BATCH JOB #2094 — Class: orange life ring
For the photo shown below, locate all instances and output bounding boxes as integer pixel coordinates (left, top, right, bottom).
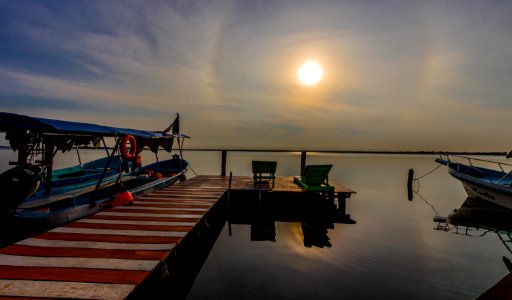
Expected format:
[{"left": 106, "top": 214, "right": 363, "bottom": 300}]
[{"left": 120, "top": 135, "right": 136, "bottom": 160}]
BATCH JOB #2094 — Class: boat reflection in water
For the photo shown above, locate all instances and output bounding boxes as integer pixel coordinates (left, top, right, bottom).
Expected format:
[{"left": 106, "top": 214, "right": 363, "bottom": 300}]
[
  {"left": 226, "top": 190, "right": 356, "bottom": 248},
  {"left": 434, "top": 197, "right": 512, "bottom": 271}
]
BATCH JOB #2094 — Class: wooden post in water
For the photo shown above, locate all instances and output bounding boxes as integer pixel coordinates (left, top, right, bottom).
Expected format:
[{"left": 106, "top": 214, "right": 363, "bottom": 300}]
[
  {"left": 300, "top": 151, "right": 307, "bottom": 176},
  {"left": 407, "top": 169, "right": 414, "bottom": 200},
  {"left": 221, "top": 150, "right": 227, "bottom": 176}
]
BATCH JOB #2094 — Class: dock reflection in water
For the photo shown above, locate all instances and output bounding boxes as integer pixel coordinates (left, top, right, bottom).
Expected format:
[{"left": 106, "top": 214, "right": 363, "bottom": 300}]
[{"left": 226, "top": 190, "right": 356, "bottom": 248}]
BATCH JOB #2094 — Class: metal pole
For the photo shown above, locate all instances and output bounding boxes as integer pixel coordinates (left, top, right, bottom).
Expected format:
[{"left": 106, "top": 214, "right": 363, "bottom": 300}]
[
  {"left": 95, "top": 137, "right": 121, "bottom": 192},
  {"left": 75, "top": 146, "right": 82, "bottom": 167},
  {"left": 101, "top": 136, "right": 110, "bottom": 156},
  {"left": 44, "top": 138, "right": 54, "bottom": 194}
]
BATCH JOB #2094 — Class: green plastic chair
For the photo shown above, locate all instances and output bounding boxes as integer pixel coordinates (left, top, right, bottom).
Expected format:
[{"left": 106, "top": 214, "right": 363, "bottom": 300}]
[
  {"left": 252, "top": 160, "right": 277, "bottom": 187},
  {"left": 294, "top": 164, "right": 334, "bottom": 191}
]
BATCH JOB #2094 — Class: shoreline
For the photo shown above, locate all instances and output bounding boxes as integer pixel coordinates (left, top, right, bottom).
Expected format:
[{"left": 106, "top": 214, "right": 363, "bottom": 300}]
[
  {"left": 0, "top": 145, "right": 505, "bottom": 156},
  {"left": 184, "top": 149, "right": 506, "bottom": 156}
]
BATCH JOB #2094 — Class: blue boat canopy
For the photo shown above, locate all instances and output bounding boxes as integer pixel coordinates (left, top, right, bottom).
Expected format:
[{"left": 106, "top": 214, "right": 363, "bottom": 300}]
[{"left": 0, "top": 112, "right": 189, "bottom": 139}]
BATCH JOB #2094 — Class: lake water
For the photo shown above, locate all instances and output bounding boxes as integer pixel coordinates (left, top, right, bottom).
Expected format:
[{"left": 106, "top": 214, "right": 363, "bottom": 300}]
[{"left": 1, "top": 149, "right": 510, "bottom": 299}]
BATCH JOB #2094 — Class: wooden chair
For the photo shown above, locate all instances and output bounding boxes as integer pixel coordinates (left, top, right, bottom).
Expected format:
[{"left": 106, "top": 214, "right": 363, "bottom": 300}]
[
  {"left": 252, "top": 160, "right": 277, "bottom": 187},
  {"left": 294, "top": 164, "right": 334, "bottom": 191}
]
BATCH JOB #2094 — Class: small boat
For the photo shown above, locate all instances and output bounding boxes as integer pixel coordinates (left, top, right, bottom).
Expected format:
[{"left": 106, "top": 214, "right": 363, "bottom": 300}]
[
  {"left": 436, "top": 154, "right": 512, "bottom": 210},
  {"left": 0, "top": 112, "right": 190, "bottom": 240},
  {"left": 23, "top": 155, "right": 125, "bottom": 202}
]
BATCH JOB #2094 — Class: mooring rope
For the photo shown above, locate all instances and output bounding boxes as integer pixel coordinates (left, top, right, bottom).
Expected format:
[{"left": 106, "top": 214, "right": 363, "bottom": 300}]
[
  {"left": 411, "top": 163, "right": 444, "bottom": 194},
  {"left": 414, "top": 164, "right": 443, "bottom": 181},
  {"left": 188, "top": 164, "right": 199, "bottom": 176},
  {"left": 174, "top": 136, "right": 199, "bottom": 177},
  {"left": 413, "top": 190, "right": 440, "bottom": 216}
]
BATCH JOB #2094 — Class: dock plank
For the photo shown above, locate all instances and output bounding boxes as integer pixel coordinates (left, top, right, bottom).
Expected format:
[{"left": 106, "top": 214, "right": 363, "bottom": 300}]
[
  {"left": 96, "top": 211, "right": 204, "bottom": 218},
  {"left": 0, "top": 245, "right": 167, "bottom": 260},
  {"left": 36, "top": 231, "right": 182, "bottom": 244},
  {"left": 0, "top": 254, "right": 158, "bottom": 271},
  {"left": 0, "top": 280, "right": 135, "bottom": 299},
  {"left": 65, "top": 222, "right": 193, "bottom": 232},
  {"left": 87, "top": 214, "right": 201, "bottom": 223},
  {"left": 0, "top": 266, "right": 147, "bottom": 284},
  {"left": 76, "top": 219, "right": 197, "bottom": 226},
  {"left": 16, "top": 238, "right": 175, "bottom": 251},
  {"left": 50, "top": 227, "right": 187, "bottom": 237}
]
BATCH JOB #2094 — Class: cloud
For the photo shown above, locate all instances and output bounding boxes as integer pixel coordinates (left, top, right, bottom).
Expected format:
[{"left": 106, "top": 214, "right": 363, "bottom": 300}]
[{"left": 0, "top": 0, "right": 511, "bottom": 151}]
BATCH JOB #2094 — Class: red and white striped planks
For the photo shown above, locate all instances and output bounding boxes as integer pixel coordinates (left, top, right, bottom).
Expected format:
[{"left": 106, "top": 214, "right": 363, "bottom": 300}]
[
  {"left": 0, "top": 175, "right": 226, "bottom": 300},
  {"left": 0, "top": 175, "right": 355, "bottom": 299}
]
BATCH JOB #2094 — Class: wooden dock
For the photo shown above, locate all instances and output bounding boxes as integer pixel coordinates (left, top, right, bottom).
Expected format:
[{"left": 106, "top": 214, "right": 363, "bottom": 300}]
[{"left": 0, "top": 175, "right": 355, "bottom": 299}]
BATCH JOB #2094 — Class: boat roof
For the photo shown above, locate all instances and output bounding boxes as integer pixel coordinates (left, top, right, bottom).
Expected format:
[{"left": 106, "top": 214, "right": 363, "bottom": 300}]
[{"left": 0, "top": 112, "right": 190, "bottom": 139}]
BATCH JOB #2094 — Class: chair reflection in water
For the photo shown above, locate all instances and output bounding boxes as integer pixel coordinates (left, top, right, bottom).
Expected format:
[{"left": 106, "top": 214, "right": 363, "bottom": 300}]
[
  {"left": 227, "top": 190, "right": 339, "bottom": 248},
  {"left": 252, "top": 160, "right": 277, "bottom": 188},
  {"left": 293, "top": 164, "right": 336, "bottom": 247},
  {"left": 251, "top": 221, "right": 276, "bottom": 242}
]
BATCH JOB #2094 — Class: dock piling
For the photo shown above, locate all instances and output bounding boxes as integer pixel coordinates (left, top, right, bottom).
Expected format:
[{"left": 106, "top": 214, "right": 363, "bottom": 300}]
[
  {"left": 221, "top": 150, "right": 227, "bottom": 176},
  {"left": 300, "top": 151, "right": 307, "bottom": 176}
]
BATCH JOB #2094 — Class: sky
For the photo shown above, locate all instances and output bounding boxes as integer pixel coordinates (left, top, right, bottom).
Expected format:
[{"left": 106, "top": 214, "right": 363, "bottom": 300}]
[{"left": 0, "top": 0, "right": 511, "bottom": 152}]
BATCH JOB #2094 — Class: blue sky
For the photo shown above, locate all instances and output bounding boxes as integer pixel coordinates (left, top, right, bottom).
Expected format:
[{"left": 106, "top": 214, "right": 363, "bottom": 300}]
[{"left": 0, "top": 0, "right": 511, "bottom": 151}]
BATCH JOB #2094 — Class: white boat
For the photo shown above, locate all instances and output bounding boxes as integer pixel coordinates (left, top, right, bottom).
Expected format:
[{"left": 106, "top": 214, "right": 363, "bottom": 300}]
[{"left": 436, "top": 154, "right": 512, "bottom": 210}]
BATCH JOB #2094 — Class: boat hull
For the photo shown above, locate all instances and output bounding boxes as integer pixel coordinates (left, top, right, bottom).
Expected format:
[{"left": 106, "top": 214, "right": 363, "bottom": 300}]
[
  {"left": 21, "top": 155, "right": 127, "bottom": 205},
  {"left": 1, "top": 160, "right": 189, "bottom": 244},
  {"left": 448, "top": 166, "right": 512, "bottom": 210}
]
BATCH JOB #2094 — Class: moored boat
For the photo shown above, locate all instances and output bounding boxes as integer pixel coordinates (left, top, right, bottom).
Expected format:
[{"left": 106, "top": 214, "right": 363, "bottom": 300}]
[
  {"left": 21, "top": 155, "right": 125, "bottom": 204},
  {"left": 0, "top": 112, "right": 190, "bottom": 242},
  {"left": 436, "top": 154, "right": 512, "bottom": 210}
]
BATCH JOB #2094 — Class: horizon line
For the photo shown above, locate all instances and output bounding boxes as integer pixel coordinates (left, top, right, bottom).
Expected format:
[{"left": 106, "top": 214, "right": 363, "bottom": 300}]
[{"left": 0, "top": 145, "right": 505, "bottom": 156}]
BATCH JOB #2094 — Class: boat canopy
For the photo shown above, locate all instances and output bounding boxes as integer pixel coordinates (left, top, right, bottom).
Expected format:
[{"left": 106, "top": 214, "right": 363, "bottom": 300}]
[
  {"left": 0, "top": 112, "right": 189, "bottom": 139},
  {"left": 0, "top": 112, "right": 190, "bottom": 154}
]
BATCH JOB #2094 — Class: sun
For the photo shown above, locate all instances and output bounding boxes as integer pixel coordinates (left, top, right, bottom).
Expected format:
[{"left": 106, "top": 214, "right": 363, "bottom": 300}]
[{"left": 298, "top": 61, "right": 323, "bottom": 85}]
